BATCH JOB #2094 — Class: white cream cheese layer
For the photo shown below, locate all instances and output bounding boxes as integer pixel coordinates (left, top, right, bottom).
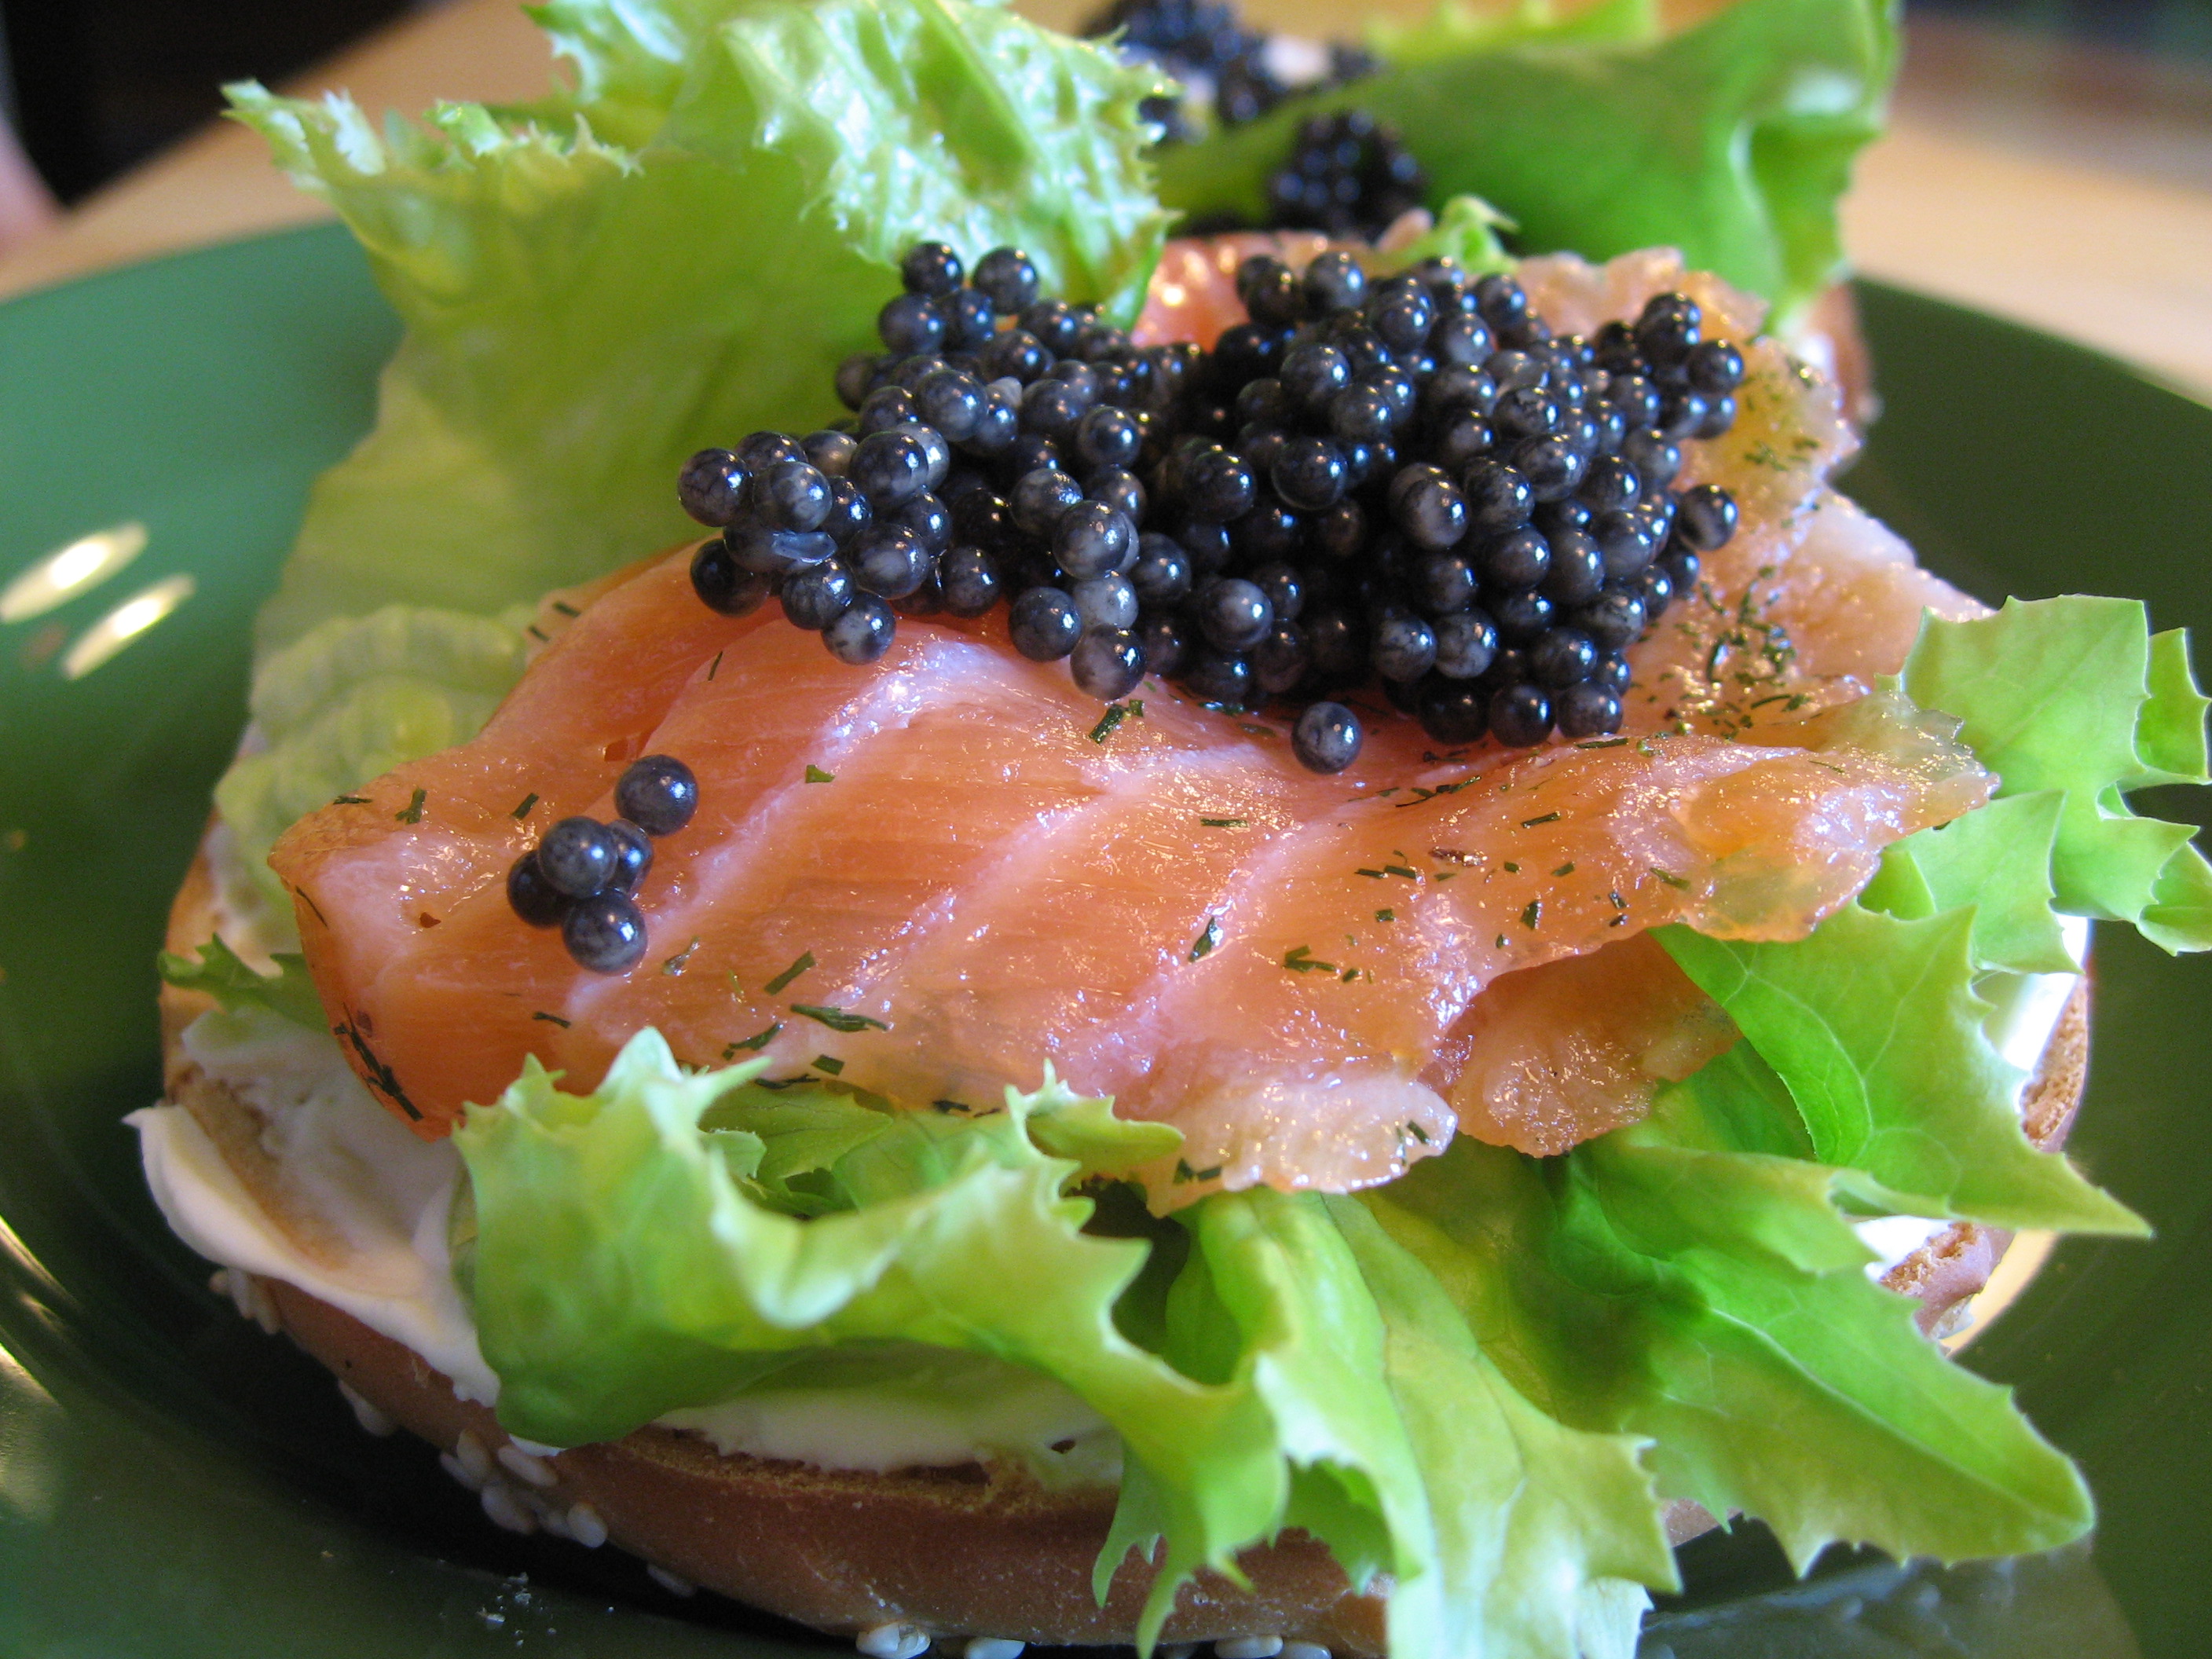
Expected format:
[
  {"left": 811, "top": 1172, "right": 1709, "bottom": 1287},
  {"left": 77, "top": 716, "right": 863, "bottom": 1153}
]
[{"left": 135, "top": 996, "right": 1111, "bottom": 1473}]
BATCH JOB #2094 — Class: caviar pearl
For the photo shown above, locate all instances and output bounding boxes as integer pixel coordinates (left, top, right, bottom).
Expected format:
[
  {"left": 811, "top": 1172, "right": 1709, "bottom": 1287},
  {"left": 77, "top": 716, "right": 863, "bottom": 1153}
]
[
  {"left": 539, "top": 818, "right": 619, "bottom": 899},
  {"left": 783, "top": 560, "right": 855, "bottom": 630},
  {"left": 1054, "top": 501, "right": 1137, "bottom": 579},
  {"left": 1432, "top": 609, "right": 1497, "bottom": 679},
  {"left": 1489, "top": 683, "right": 1554, "bottom": 747},
  {"left": 1130, "top": 535, "right": 1193, "bottom": 606},
  {"left": 849, "top": 526, "right": 932, "bottom": 599},
  {"left": 1072, "top": 573, "right": 1138, "bottom": 633},
  {"left": 564, "top": 892, "right": 648, "bottom": 974},
  {"left": 1293, "top": 701, "right": 1363, "bottom": 772},
  {"left": 690, "top": 539, "right": 772, "bottom": 616},
  {"left": 507, "top": 852, "right": 568, "bottom": 928},
  {"left": 1196, "top": 578, "right": 1273, "bottom": 653},
  {"left": 616, "top": 755, "right": 700, "bottom": 837},
  {"left": 972, "top": 247, "right": 1040, "bottom": 313},
  {"left": 1371, "top": 610, "right": 1437, "bottom": 682},
  {"left": 1675, "top": 484, "right": 1739, "bottom": 551},
  {"left": 678, "top": 449, "right": 747, "bottom": 526},
  {"left": 1418, "top": 679, "right": 1488, "bottom": 744},
  {"left": 1184, "top": 648, "right": 1254, "bottom": 707},
  {"left": 825, "top": 594, "right": 897, "bottom": 664},
  {"left": 1009, "top": 587, "right": 1082, "bottom": 661},
  {"left": 1071, "top": 628, "right": 1147, "bottom": 699},
  {"left": 939, "top": 546, "right": 1002, "bottom": 617},
  {"left": 1555, "top": 681, "right": 1624, "bottom": 738}
]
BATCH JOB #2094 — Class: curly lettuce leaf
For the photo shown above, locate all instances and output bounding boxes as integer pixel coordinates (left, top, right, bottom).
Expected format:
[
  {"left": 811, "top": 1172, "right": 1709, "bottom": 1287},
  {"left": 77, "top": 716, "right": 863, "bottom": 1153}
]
[
  {"left": 228, "top": 0, "right": 1167, "bottom": 654},
  {"left": 211, "top": 603, "right": 530, "bottom": 907},
  {"left": 1859, "top": 791, "right": 2076, "bottom": 975},
  {"left": 156, "top": 936, "right": 325, "bottom": 1029},
  {"left": 1155, "top": 0, "right": 1895, "bottom": 317},
  {"left": 1364, "top": 1104, "right": 2097, "bottom": 1576},
  {"left": 1899, "top": 597, "right": 2212, "bottom": 952},
  {"left": 1366, "top": 0, "right": 1658, "bottom": 66}
]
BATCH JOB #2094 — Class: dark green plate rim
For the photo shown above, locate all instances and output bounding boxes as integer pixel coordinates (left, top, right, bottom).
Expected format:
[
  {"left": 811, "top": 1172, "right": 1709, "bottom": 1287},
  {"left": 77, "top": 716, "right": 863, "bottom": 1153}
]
[{"left": 0, "top": 222, "right": 2204, "bottom": 1658}]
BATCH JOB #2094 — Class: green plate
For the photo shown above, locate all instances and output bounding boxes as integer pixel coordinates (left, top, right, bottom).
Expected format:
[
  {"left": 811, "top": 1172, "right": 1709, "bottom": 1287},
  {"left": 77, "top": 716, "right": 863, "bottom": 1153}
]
[{"left": 0, "top": 225, "right": 2204, "bottom": 1658}]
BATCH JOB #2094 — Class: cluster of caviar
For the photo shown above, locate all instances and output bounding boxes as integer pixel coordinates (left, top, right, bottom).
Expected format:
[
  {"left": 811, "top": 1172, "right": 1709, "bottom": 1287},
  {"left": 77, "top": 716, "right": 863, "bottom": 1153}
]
[
  {"left": 1082, "top": 0, "right": 1374, "bottom": 138},
  {"left": 1265, "top": 111, "right": 1426, "bottom": 241},
  {"left": 507, "top": 756, "right": 698, "bottom": 971},
  {"left": 676, "top": 241, "right": 1741, "bottom": 775}
]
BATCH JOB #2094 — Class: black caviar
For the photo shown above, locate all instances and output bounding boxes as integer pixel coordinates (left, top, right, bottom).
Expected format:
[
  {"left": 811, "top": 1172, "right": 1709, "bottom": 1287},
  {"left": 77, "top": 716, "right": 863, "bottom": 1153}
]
[
  {"left": 1080, "top": 0, "right": 1376, "bottom": 141},
  {"left": 508, "top": 755, "right": 699, "bottom": 971},
  {"left": 679, "top": 244, "right": 1741, "bottom": 775}
]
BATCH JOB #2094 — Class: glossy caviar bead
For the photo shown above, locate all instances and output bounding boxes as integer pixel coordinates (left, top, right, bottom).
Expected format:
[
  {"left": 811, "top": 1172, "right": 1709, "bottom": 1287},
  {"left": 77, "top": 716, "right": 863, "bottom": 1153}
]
[
  {"left": 1247, "top": 560, "right": 1304, "bottom": 623},
  {"left": 728, "top": 522, "right": 837, "bottom": 577},
  {"left": 858, "top": 385, "right": 920, "bottom": 436},
  {"left": 1675, "top": 484, "right": 1739, "bottom": 551},
  {"left": 1686, "top": 338, "right": 1744, "bottom": 395},
  {"left": 1273, "top": 438, "right": 1349, "bottom": 512},
  {"left": 1371, "top": 610, "right": 1437, "bottom": 682},
  {"left": 1137, "top": 613, "right": 1189, "bottom": 679},
  {"left": 1302, "top": 250, "right": 1368, "bottom": 315},
  {"left": 1634, "top": 292, "right": 1701, "bottom": 367},
  {"left": 1529, "top": 626, "right": 1599, "bottom": 689},
  {"left": 760, "top": 459, "right": 833, "bottom": 531},
  {"left": 825, "top": 593, "right": 897, "bottom": 664},
  {"left": 690, "top": 537, "right": 773, "bottom": 616},
  {"left": 1196, "top": 577, "right": 1274, "bottom": 653},
  {"left": 1489, "top": 683, "right": 1554, "bottom": 747},
  {"left": 878, "top": 292, "right": 945, "bottom": 356},
  {"left": 901, "top": 240, "right": 963, "bottom": 295},
  {"left": 1417, "top": 678, "right": 1489, "bottom": 745},
  {"left": 564, "top": 891, "right": 648, "bottom": 974},
  {"left": 851, "top": 430, "right": 933, "bottom": 507},
  {"left": 1130, "top": 534, "right": 1193, "bottom": 606},
  {"left": 939, "top": 545, "right": 1002, "bottom": 617},
  {"left": 804, "top": 430, "right": 857, "bottom": 478},
  {"left": 783, "top": 559, "right": 855, "bottom": 630},
  {"left": 539, "top": 816, "right": 618, "bottom": 899},
  {"left": 1055, "top": 501, "right": 1138, "bottom": 578},
  {"left": 1555, "top": 681, "right": 1624, "bottom": 738},
  {"left": 1578, "top": 588, "right": 1649, "bottom": 651},
  {"left": 1303, "top": 608, "right": 1367, "bottom": 683},
  {"left": 1635, "top": 563, "right": 1675, "bottom": 620},
  {"left": 836, "top": 352, "right": 878, "bottom": 411},
  {"left": 1009, "top": 586, "right": 1083, "bottom": 661},
  {"left": 1012, "top": 467, "right": 1085, "bottom": 537},
  {"left": 602, "top": 819, "right": 654, "bottom": 894},
  {"left": 507, "top": 851, "right": 567, "bottom": 928},
  {"left": 972, "top": 247, "right": 1041, "bottom": 313},
  {"left": 1462, "top": 459, "right": 1535, "bottom": 537},
  {"left": 614, "top": 755, "right": 699, "bottom": 837},
  {"left": 1391, "top": 467, "right": 1467, "bottom": 551},
  {"left": 1251, "top": 621, "right": 1309, "bottom": 693},
  {"left": 678, "top": 448, "right": 747, "bottom": 526},
  {"left": 1432, "top": 608, "right": 1497, "bottom": 680},
  {"left": 1071, "top": 627, "right": 1148, "bottom": 699},
  {"left": 1183, "top": 647, "right": 1254, "bottom": 706},
  {"left": 1480, "top": 526, "right": 1552, "bottom": 591},
  {"left": 1072, "top": 572, "right": 1139, "bottom": 633},
  {"left": 946, "top": 290, "right": 996, "bottom": 352},
  {"left": 1292, "top": 701, "right": 1364, "bottom": 772},
  {"left": 1312, "top": 500, "right": 1367, "bottom": 562},
  {"left": 1237, "top": 255, "right": 1306, "bottom": 328}
]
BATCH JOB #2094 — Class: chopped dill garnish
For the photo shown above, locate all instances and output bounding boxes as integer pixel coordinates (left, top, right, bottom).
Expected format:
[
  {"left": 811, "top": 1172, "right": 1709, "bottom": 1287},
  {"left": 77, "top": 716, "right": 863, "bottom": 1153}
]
[
  {"left": 1188, "top": 917, "right": 1222, "bottom": 962},
  {"left": 531, "top": 1010, "right": 571, "bottom": 1027},
  {"left": 1553, "top": 862, "right": 1575, "bottom": 877},
  {"left": 331, "top": 794, "right": 370, "bottom": 806},
  {"left": 1407, "top": 1122, "right": 1431, "bottom": 1144},
  {"left": 1090, "top": 699, "right": 1145, "bottom": 743},
  {"left": 511, "top": 792, "right": 539, "bottom": 820},
  {"left": 396, "top": 788, "right": 427, "bottom": 824},
  {"left": 725, "top": 1022, "right": 781, "bottom": 1057},
  {"left": 1173, "top": 1159, "right": 1225, "bottom": 1184},
  {"left": 1284, "top": 945, "right": 1339, "bottom": 974},
  {"left": 1610, "top": 890, "right": 1628, "bottom": 911},
  {"left": 660, "top": 936, "right": 699, "bottom": 976},
  {"left": 792, "top": 1003, "right": 889, "bottom": 1033},
  {"left": 804, "top": 765, "right": 835, "bottom": 783},
  {"left": 1575, "top": 738, "right": 1630, "bottom": 749},
  {"left": 1495, "top": 933, "right": 1509, "bottom": 949},
  {"left": 1522, "top": 899, "right": 1542, "bottom": 930},
  {"left": 764, "top": 951, "right": 815, "bottom": 995},
  {"left": 1199, "top": 816, "right": 1248, "bottom": 828},
  {"left": 550, "top": 600, "right": 580, "bottom": 617},
  {"left": 707, "top": 650, "right": 723, "bottom": 680},
  {"left": 1375, "top": 908, "right": 1395, "bottom": 923},
  {"left": 1649, "top": 867, "right": 1692, "bottom": 890},
  {"left": 1382, "top": 864, "right": 1419, "bottom": 880},
  {"left": 1502, "top": 861, "right": 1520, "bottom": 873},
  {"left": 1520, "top": 811, "right": 1562, "bottom": 828},
  {"left": 1355, "top": 867, "right": 1386, "bottom": 879},
  {"left": 813, "top": 1055, "right": 845, "bottom": 1075},
  {"left": 932, "top": 1098, "right": 974, "bottom": 1115}
]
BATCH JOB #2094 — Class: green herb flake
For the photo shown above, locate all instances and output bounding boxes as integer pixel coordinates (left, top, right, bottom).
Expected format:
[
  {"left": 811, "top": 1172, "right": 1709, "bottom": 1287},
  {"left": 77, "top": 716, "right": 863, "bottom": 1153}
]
[
  {"left": 1496, "top": 933, "right": 1509, "bottom": 949},
  {"left": 1575, "top": 737, "right": 1631, "bottom": 749},
  {"left": 1520, "top": 811, "right": 1562, "bottom": 828},
  {"left": 660, "top": 936, "right": 700, "bottom": 976},
  {"left": 1188, "top": 917, "right": 1223, "bottom": 962},
  {"left": 1172, "top": 1158, "right": 1225, "bottom": 1185},
  {"left": 791, "top": 1003, "right": 890, "bottom": 1034},
  {"left": 707, "top": 650, "right": 723, "bottom": 681},
  {"left": 1089, "top": 699, "right": 1145, "bottom": 743},
  {"left": 550, "top": 599, "right": 580, "bottom": 617},
  {"left": 724, "top": 1022, "right": 781, "bottom": 1057},
  {"left": 331, "top": 793, "right": 371, "bottom": 806},
  {"left": 1553, "top": 862, "right": 1576, "bottom": 877},
  {"left": 1284, "top": 945, "right": 1340, "bottom": 975},
  {"left": 1649, "top": 866, "right": 1692, "bottom": 890},
  {"left": 1382, "top": 864, "right": 1420, "bottom": 880},
  {"left": 1407, "top": 1121, "right": 1431, "bottom": 1144},
  {"left": 812, "top": 1054, "right": 845, "bottom": 1075},
  {"left": 511, "top": 792, "right": 539, "bottom": 820},
  {"left": 804, "top": 764, "right": 835, "bottom": 784},
  {"left": 1522, "top": 899, "right": 1543, "bottom": 930},
  {"left": 1503, "top": 861, "right": 1520, "bottom": 873},
  {"left": 396, "top": 787, "right": 427, "bottom": 824},
  {"left": 1375, "top": 908, "right": 1395, "bottom": 922},
  {"left": 931, "top": 1098, "right": 974, "bottom": 1115},
  {"left": 531, "top": 1010, "right": 571, "bottom": 1028},
  {"left": 1355, "top": 867, "right": 1387, "bottom": 879},
  {"left": 764, "top": 950, "right": 816, "bottom": 995},
  {"left": 1199, "top": 816, "right": 1248, "bottom": 828},
  {"left": 1610, "top": 890, "right": 1628, "bottom": 911}
]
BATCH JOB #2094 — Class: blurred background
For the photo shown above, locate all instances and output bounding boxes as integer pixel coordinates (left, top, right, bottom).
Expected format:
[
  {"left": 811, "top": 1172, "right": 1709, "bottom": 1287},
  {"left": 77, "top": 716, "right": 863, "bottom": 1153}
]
[{"left": 2, "top": 0, "right": 2210, "bottom": 388}]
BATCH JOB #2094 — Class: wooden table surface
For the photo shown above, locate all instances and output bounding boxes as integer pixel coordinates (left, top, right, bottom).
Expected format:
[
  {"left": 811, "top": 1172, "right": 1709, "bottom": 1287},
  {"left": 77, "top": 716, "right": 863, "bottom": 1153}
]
[{"left": 4, "top": 0, "right": 2210, "bottom": 404}]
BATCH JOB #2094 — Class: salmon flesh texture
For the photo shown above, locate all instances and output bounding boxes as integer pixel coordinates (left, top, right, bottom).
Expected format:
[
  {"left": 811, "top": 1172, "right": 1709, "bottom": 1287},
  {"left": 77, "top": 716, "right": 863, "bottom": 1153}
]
[{"left": 269, "top": 247, "right": 1991, "bottom": 1201}]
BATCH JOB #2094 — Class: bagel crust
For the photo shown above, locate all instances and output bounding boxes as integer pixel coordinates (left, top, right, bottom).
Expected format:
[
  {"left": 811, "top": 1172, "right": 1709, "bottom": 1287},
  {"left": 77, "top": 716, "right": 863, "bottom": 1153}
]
[{"left": 156, "top": 850, "right": 2090, "bottom": 1650}]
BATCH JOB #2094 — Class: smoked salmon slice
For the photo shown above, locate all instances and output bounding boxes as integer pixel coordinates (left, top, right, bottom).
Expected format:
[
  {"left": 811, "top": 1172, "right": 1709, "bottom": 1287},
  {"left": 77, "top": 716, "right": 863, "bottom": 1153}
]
[{"left": 269, "top": 249, "right": 1993, "bottom": 1200}]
